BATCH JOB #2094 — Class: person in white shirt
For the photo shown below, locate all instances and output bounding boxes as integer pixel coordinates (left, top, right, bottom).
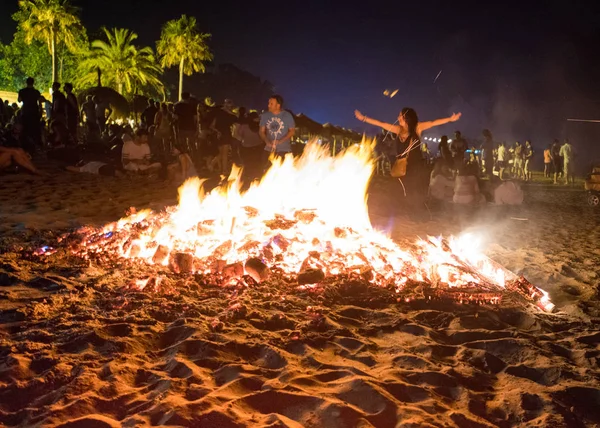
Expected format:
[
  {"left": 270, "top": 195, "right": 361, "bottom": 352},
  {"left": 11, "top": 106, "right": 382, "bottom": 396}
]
[
  {"left": 121, "top": 129, "right": 161, "bottom": 174},
  {"left": 559, "top": 139, "right": 575, "bottom": 185},
  {"left": 497, "top": 142, "right": 507, "bottom": 180}
]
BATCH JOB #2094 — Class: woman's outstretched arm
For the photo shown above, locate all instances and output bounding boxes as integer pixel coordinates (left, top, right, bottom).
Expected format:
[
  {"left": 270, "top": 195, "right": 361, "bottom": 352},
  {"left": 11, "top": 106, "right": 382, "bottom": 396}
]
[
  {"left": 354, "top": 110, "right": 400, "bottom": 134},
  {"left": 418, "top": 112, "right": 462, "bottom": 133}
]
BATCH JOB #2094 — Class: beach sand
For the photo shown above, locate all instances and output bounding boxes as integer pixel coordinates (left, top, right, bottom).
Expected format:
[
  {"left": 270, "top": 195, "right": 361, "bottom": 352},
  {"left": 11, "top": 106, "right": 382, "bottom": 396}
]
[{"left": 1, "top": 166, "right": 599, "bottom": 427}]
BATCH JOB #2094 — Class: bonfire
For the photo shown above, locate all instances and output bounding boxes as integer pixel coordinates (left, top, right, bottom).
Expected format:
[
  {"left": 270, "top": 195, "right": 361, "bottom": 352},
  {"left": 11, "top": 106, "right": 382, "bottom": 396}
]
[{"left": 38, "top": 139, "right": 553, "bottom": 312}]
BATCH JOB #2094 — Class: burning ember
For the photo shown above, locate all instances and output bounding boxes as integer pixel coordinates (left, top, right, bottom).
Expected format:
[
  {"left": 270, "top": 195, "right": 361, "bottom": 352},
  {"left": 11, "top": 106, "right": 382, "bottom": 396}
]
[{"left": 46, "top": 140, "right": 553, "bottom": 312}]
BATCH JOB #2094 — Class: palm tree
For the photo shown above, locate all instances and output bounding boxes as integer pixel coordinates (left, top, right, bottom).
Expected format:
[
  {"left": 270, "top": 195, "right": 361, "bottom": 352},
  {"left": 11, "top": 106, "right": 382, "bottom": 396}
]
[
  {"left": 77, "top": 28, "right": 164, "bottom": 98},
  {"left": 157, "top": 15, "right": 212, "bottom": 100},
  {"left": 14, "top": 0, "right": 84, "bottom": 84}
]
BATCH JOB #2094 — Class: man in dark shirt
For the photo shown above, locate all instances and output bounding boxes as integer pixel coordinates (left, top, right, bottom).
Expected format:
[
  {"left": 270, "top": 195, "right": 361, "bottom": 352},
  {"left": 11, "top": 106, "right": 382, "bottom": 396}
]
[
  {"left": 450, "top": 130, "right": 468, "bottom": 172},
  {"left": 174, "top": 92, "right": 197, "bottom": 150},
  {"left": 17, "top": 77, "right": 43, "bottom": 154},
  {"left": 142, "top": 99, "right": 158, "bottom": 129},
  {"left": 51, "top": 82, "right": 67, "bottom": 125},
  {"left": 211, "top": 99, "right": 237, "bottom": 175},
  {"left": 64, "top": 83, "right": 79, "bottom": 144},
  {"left": 81, "top": 95, "right": 99, "bottom": 138}
]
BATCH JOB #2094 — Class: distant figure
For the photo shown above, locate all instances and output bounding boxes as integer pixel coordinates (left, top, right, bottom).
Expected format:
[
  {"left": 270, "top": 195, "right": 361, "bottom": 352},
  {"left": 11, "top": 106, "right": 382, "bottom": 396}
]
[
  {"left": 142, "top": 99, "right": 158, "bottom": 129},
  {"left": 523, "top": 140, "right": 533, "bottom": 181},
  {"left": 438, "top": 135, "right": 452, "bottom": 167},
  {"left": 94, "top": 96, "right": 112, "bottom": 135},
  {"left": 4, "top": 100, "right": 15, "bottom": 123},
  {"left": 237, "top": 111, "right": 264, "bottom": 187},
  {"left": 211, "top": 99, "right": 237, "bottom": 176},
  {"left": 154, "top": 103, "right": 172, "bottom": 145},
  {"left": 51, "top": 82, "right": 67, "bottom": 124},
  {"left": 543, "top": 144, "right": 552, "bottom": 178},
  {"left": 513, "top": 141, "right": 524, "bottom": 179},
  {"left": 81, "top": 96, "right": 98, "bottom": 136},
  {"left": 260, "top": 95, "right": 296, "bottom": 162},
  {"left": 174, "top": 92, "right": 197, "bottom": 151},
  {"left": 560, "top": 139, "right": 575, "bottom": 186},
  {"left": 551, "top": 139, "right": 562, "bottom": 184},
  {"left": 497, "top": 142, "right": 507, "bottom": 180},
  {"left": 481, "top": 129, "right": 495, "bottom": 179},
  {"left": 450, "top": 130, "right": 468, "bottom": 171},
  {"left": 64, "top": 83, "right": 79, "bottom": 144},
  {"left": 17, "top": 77, "right": 43, "bottom": 154}
]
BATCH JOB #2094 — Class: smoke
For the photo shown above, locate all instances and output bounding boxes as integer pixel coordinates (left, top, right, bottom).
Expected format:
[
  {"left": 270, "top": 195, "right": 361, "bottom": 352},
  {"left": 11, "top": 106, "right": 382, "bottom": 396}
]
[{"left": 439, "top": 41, "right": 600, "bottom": 173}]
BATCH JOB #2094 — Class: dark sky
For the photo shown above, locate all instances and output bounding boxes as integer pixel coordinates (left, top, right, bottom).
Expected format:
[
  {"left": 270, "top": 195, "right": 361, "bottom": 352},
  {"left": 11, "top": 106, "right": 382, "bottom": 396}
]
[{"left": 2, "top": 0, "right": 600, "bottom": 152}]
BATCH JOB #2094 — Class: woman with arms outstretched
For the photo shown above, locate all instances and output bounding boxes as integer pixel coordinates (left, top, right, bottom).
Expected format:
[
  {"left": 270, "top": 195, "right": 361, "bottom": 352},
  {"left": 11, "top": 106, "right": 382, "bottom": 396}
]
[{"left": 354, "top": 108, "right": 461, "bottom": 218}]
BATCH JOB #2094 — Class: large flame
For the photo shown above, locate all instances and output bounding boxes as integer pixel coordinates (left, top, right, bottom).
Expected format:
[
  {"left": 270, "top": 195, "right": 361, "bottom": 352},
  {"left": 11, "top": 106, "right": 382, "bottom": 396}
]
[{"left": 72, "top": 139, "right": 552, "bottom": 310}]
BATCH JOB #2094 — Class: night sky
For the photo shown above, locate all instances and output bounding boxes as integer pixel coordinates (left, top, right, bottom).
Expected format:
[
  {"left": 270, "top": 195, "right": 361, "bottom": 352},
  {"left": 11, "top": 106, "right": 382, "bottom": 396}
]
[{"left": 2, "top": 0, "right": 600, "bottom": 154}]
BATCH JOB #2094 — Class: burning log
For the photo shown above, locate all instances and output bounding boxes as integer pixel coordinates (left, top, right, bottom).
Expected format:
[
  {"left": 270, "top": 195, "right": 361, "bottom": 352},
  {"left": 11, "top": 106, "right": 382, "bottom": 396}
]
[
  {"left": 334, "top": 227, "right": 349, "bottom": 238},
  {"left": 222, "top": 263, "right": 244, "bottom": 280},
  {"left": 213, "top": 241, "right": 233, "bottom": 259},
  {"left": 238, "top": 241, "right": 261, "bottom": 254},
  {"left": 197, "top": 220, "right": 214, "bottom": 235},
  {"left": 170, "top": 253, "right": 194, "bottom": 274},
  {"left": 244, "top": 206, "right": 259, "bottom": 218},
  {"left": 297, "top": 268, "right": 325, "bottom": 285},
  {"left": 245, "top": 258, "right": 270, "bottom": 283},
  {"left": 264, "top": 216, "right": 297, "bottom": 230},
  {"left": 425, "top": 287, "right": 503, "bottom": 306},
  {"left": 152, "top": 245, "right": 170, "bottom": 265},
  {"left": 294, "top": 209, "right": 317, "bottom": 224},
  {"left": 506, "top": 276, "right": 554, "bottom": 312},
  {"left": 272, "top": 234, "right": 291, "bottom": 252}
]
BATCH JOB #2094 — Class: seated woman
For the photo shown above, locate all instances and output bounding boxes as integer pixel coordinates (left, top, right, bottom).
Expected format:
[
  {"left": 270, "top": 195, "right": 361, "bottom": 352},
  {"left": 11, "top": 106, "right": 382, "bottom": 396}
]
[
  {"left": 453, "top": 162, "right": 485, "bottom": 205},
  {"left": 493, "top": 179, "right": 524, "bottom": 205},
  {"left": 0, "top": 145, "right": 41, "bottom": 175},
  {"left": 121, "top": 129, "right": 161, "bottom": 174},
  {"left": 166, "top": 146, "right": 198, "bottom": 183},
  {"left": 429, "top": 159, "right": 454, "bottom": 202}
]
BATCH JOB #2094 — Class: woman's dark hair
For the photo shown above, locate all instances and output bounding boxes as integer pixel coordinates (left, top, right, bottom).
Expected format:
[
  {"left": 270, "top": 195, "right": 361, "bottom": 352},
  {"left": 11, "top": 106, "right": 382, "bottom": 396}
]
[
  {"left": 440, "top": 135, "right": 448, "bottom": 144},
  {"left": 401, "top": 107, "right": 418, "bottom": 136},
  {"left": 247, "top": 111, "right": 259, "bottom": 133},
  {"left": 482, "top": 129, "right": 492, "bottom": 138}
]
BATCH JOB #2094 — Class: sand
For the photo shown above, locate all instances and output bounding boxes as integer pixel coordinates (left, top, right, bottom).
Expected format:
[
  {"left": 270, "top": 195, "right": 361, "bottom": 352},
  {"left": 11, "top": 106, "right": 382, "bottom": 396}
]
[{"left": 1, "top": 164, "right": 599, "bottom": 427}]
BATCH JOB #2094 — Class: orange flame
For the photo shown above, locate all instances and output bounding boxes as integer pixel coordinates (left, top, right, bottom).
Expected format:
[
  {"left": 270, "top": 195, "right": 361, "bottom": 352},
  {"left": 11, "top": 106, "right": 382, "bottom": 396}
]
[{"left": 74, "top": 139, "right": 552, "bottom": 309}]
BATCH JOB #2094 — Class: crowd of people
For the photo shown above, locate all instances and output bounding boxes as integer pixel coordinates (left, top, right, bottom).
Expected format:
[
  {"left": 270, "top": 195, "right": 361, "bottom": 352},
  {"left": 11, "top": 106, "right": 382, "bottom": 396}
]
[{"left": 0, "top": 77, "right": 297, "bottom": 188}]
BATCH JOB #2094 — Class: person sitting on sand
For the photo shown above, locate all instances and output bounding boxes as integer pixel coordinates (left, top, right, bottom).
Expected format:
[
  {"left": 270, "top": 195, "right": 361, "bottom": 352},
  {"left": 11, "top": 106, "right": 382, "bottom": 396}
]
[
  {"left": 0, "top": 145, "right": 41, "bottom": 175},
  {"left": 429, "top": 158, "right": 454, "bottom": 202},
  {"left": 493, "top": 179, "right": 524, "bottom": 205},
  {"left": 453, "top": 162, "right": 485, "bottom": 205},
  {"left": 121, "top": 129, "right": 161, "bottom": 174},
  {"left": 166, "top": 146, "right": 198, "bottom": 184}
]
